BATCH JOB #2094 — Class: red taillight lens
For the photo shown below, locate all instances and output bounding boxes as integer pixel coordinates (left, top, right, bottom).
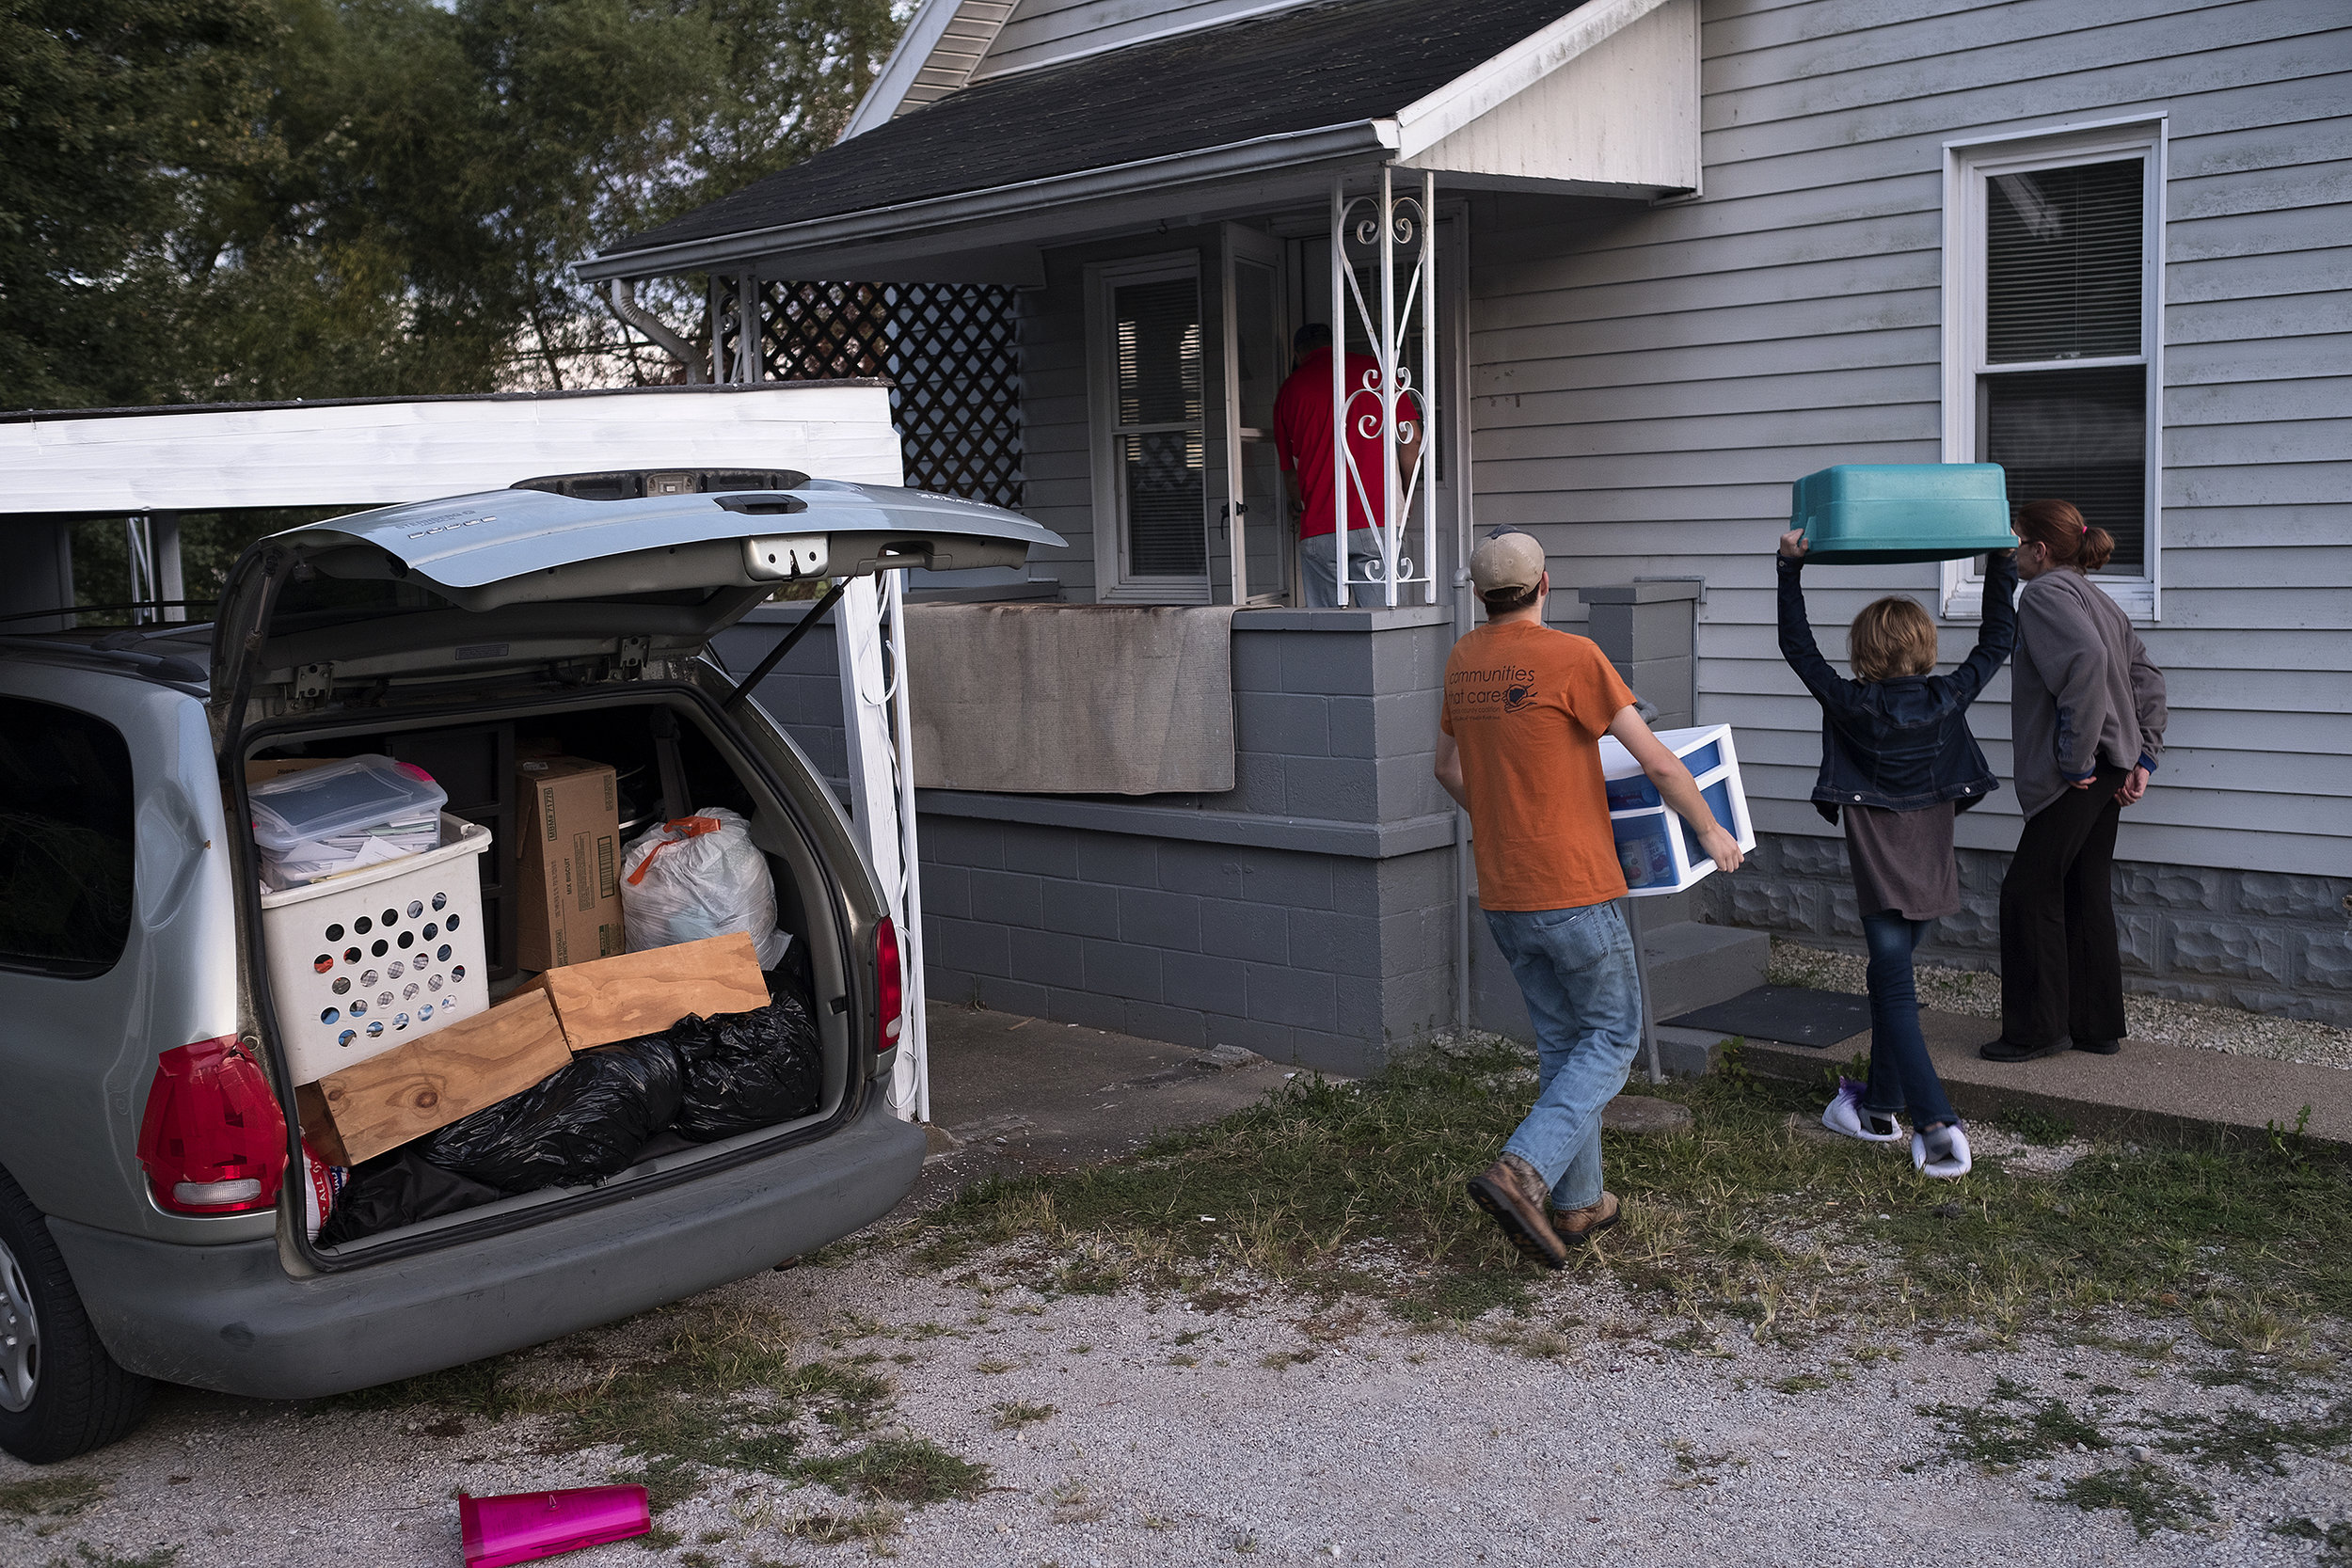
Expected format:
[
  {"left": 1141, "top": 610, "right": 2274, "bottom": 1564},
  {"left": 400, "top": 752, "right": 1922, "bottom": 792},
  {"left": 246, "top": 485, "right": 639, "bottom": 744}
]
[
  {"left": 135, "top": 1036, "right": 289, "bottom": 1215},
  {"left": 874, "top": 916, "right": 904, "bottom": 1053}
]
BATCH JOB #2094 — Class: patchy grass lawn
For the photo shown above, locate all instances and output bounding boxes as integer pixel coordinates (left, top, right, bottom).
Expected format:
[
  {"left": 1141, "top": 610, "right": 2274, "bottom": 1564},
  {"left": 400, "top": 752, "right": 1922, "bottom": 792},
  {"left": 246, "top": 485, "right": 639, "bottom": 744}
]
[
  {"left": 310, "top": 1035, "right": 2347, "bottom": 1559},
  {"left": 1914, "top": 1371, "right": 2352, "bottom": 1537},
  {"left": 914, "top": 1035, "right": 2352, "bottom": 1355},
  {"left": 334, "top": 1298, "right": 989, "bottom": 1529}
]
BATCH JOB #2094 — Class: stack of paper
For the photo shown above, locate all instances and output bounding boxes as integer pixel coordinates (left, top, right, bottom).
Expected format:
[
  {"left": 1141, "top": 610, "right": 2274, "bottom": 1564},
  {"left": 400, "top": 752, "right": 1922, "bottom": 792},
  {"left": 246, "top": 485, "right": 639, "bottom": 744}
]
[{"left": 261, "top": 814, "right": 443, "bottom": 888}]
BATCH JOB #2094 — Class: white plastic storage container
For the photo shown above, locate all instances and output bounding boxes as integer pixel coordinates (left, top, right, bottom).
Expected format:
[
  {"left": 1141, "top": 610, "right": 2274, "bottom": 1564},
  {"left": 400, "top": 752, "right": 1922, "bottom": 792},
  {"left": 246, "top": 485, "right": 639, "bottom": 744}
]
[
  {"left": 1596, "top": 724, "right": 1756, "bottom": 896},
  {"left": 261, "top": 815, "right": 493, "bottom": 1083},
  {"left": 249, "top": 754, "right": 448, "bottom": 852}
]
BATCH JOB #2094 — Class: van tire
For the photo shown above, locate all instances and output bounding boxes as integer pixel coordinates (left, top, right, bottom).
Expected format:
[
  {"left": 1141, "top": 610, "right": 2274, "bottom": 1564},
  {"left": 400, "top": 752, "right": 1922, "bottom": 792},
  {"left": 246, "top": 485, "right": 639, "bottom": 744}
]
[{"left": 0, "top": 1168, "right": 152, "bottom": 1464}]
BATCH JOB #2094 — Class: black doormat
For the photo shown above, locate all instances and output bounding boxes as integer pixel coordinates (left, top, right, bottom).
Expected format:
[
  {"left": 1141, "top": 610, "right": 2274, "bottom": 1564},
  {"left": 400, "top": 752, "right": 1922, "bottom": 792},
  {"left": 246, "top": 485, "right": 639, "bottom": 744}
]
[{"left": 1664, "top": 985, "right": 1873, "bottom": 1049}]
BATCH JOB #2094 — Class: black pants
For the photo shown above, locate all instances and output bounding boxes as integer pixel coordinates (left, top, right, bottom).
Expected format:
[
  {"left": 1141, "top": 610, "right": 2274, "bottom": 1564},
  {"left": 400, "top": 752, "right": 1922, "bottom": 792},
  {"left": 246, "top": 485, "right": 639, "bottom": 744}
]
[{"left": 1999, "top": 765, "right": 2128, "bottom": 1049}]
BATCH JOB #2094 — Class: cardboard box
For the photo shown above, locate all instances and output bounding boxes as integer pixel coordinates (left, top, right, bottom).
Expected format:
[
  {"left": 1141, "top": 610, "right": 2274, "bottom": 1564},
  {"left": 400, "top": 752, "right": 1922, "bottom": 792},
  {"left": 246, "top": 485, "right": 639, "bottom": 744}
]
[
  {"left": 516, "top": 931, "right": 770, "bottom": 1052},
  {"left": 301, "top": 988, "right": 574, "bottom": 1165},
  {"left": 516, "top": 756, "right": 625, "bottom": 970}
]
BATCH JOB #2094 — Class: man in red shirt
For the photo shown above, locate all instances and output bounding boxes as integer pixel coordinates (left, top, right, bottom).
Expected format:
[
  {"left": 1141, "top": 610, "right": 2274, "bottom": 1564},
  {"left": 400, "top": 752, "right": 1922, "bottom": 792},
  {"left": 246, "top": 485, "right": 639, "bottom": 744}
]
[{"left": 1272, "top": 323, "right": 1421, "bottom": 608}]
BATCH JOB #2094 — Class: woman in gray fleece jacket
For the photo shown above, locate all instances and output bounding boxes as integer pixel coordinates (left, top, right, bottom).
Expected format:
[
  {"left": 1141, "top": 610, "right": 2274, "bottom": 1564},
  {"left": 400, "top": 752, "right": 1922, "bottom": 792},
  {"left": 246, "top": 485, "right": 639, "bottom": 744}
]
[{"left": 1985, "top": 499, "right": 2169, "bottom": 1062}]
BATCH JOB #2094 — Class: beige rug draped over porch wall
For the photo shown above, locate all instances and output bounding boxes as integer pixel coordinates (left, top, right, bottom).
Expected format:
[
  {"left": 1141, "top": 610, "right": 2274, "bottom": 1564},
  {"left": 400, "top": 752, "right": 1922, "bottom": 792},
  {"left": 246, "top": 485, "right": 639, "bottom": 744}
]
[{"left": 903, "top": 604, "right": 1238, "bottom": 795}]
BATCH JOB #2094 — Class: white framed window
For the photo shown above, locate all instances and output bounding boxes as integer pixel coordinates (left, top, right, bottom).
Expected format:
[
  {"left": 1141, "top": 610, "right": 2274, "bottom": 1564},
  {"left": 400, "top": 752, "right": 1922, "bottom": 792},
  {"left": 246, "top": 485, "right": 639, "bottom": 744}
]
[
  {"left": 1941, "top": 118, "right": 2165, "bottom": 624},
  {"left": 1085, "top": 252, "right": 1209, "bottom": 603}
]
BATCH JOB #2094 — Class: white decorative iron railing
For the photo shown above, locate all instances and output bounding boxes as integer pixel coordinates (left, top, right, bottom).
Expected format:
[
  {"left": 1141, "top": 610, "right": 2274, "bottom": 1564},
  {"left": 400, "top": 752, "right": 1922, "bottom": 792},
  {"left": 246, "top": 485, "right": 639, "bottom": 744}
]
[{"left": 1330, "top": 166, "right": 1438, "bottom": 609}]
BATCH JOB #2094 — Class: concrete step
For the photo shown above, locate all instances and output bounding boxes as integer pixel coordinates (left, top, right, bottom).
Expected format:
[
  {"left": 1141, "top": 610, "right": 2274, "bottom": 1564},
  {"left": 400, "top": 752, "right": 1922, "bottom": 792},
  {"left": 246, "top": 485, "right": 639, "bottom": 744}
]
[
  {"left": 1656, "top": 1007, "right": 2351, "bottom": 1147},
  {"left": 1638, "top": 919, "right": 1771, "bottom": 1019},
  {"left": 1469, "top": 900, "right": 1767, "bottom": 1043}
]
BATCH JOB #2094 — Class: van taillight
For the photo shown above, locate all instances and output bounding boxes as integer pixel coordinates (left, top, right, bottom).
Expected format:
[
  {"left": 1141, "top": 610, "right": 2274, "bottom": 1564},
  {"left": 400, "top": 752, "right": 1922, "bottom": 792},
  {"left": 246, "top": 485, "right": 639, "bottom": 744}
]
[
  {"left": 875, "top": 917, "right": 904, "bottom": 1053},
  {"left": 135, "top": 1037, "right": 289, "bottom": 1215}
]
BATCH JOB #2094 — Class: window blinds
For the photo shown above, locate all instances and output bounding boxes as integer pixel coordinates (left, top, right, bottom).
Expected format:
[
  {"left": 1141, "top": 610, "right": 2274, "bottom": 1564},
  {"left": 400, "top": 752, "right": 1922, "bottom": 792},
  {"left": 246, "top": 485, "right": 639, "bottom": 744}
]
[
  {"left": 1986, "top": 159, "right": 2144, "bottom": 363},
  {"left": 1982, "top": 364, "right": 2146, "bottom": 573},
  {"left": 1113, "top": 276, "right": 1206, "bottom": 578},
  {"left": 1115, "top": 277, "right": 1203, "bottom": 429}
]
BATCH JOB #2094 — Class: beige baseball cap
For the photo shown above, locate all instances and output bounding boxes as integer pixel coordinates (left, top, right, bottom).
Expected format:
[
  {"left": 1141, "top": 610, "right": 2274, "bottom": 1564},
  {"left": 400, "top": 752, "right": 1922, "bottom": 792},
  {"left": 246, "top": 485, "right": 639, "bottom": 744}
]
[{"left": 1469, "top": 531, "right": 1546, "bottom": 595}]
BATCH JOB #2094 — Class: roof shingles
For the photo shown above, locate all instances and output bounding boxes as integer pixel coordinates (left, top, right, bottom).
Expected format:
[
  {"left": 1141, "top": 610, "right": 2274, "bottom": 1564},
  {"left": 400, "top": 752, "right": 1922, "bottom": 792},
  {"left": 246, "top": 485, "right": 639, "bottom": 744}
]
[{"left": 605, "top": 0, "right": 1583, "bottom": 259}]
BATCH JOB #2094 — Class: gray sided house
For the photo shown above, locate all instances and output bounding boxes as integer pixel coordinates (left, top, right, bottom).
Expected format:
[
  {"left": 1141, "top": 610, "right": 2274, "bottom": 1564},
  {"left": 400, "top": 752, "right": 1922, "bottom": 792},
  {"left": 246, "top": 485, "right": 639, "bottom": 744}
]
[{"left": 585, "top": 0, "right": 2352, "bottom": 1064}]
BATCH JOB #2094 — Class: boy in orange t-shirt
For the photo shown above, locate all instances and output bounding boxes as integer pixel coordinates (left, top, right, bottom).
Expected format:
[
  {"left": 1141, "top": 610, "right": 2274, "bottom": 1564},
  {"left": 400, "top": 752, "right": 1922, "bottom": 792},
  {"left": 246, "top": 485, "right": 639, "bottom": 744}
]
[{"left": 1437, "top": 531, "right": 1742, "bottom": 1269}]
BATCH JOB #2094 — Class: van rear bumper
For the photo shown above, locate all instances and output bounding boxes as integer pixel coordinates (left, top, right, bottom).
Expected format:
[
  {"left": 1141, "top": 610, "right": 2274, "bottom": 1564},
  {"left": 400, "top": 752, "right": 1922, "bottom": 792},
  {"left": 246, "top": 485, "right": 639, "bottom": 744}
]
[{"left": 48, "top": 1099, "right": 924, "bottom": 1400}]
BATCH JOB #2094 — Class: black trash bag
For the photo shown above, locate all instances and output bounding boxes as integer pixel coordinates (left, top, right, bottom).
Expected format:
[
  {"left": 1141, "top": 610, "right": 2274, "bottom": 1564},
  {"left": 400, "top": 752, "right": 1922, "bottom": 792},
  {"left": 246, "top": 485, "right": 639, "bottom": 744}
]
[
  {"left": 317, "top": 1149, "right": 504, "bottom": 1247},
  {"left": 667, "top": 984, "right": 822, "bottom": 1142},
  {"left": 419, "top": 1036, "right": 684, "bottom": 1193}
]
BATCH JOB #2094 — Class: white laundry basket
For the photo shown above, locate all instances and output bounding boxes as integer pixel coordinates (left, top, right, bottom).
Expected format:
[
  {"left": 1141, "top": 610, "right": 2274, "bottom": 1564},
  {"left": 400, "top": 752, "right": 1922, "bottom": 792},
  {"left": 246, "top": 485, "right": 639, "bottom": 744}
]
[{"left": 261, "top": 815, "right": 493, "bottom": 1083}]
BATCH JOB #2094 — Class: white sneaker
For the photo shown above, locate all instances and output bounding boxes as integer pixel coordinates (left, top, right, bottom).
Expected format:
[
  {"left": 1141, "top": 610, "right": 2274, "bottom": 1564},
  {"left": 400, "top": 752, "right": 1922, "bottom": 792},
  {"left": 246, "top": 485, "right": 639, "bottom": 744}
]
[
  {"left": 1912, "top": 1123, "right": 1972, "bottom": 1179},
  {"left": 1821, "top": 1077, "right": 1904, "bottom": 1143}
]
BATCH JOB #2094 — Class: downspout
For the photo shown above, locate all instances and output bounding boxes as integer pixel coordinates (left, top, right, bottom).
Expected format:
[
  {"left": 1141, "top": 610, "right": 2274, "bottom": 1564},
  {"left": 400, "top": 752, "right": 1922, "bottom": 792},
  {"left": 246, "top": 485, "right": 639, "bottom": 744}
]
[
  {"left": 609, "top": 279, "right": 707, "bottom": 385},
  {"left": 1449, "top": 202, "right": 1474, "bottom": 1040}
]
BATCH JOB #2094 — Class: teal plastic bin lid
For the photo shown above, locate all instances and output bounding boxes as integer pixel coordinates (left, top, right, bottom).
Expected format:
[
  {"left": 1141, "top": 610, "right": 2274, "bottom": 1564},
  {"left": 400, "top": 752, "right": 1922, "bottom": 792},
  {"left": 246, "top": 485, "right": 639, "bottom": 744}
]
[{"left": 1791, "top": 463, "right": 2016, "bottom": 564}]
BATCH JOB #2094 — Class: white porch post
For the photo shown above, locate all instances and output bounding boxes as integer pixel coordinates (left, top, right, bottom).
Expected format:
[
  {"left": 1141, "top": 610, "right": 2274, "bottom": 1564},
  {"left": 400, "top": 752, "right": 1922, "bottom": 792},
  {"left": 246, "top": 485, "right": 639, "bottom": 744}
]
[
  {"left": 1378, "top": 162, "right": 1398, "bottom": 609},
  {"left": 1329, "top": 179, "right": 1348, "bottom": 605},
  {"left": 1419, "top": 168, "right": 1437, "bottom": 608}
]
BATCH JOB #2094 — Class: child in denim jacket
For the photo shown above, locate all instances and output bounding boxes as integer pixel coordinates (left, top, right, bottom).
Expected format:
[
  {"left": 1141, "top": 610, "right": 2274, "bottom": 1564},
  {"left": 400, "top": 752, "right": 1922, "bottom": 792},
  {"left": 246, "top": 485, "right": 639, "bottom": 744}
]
[{"left": 1776, "top": 533, "right": 2017, "bottom": 1178}]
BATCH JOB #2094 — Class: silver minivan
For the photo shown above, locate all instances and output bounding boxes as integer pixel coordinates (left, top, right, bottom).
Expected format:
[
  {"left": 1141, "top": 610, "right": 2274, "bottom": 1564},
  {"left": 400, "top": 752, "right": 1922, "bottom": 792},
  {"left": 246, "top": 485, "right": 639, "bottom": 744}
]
[{"left": 0, "top": 470, "right": 1057, "bottom": 1462}]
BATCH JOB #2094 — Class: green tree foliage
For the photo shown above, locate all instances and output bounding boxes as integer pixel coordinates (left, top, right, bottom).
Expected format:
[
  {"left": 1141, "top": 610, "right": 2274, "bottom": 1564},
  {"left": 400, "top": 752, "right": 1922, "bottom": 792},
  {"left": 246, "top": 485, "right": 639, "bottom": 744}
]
[
  {"left": 0, "top": 0, "right": 278, "bottom": 408},
  {"left": 2, "top": 0, "right": 900, "bottom": 410}
]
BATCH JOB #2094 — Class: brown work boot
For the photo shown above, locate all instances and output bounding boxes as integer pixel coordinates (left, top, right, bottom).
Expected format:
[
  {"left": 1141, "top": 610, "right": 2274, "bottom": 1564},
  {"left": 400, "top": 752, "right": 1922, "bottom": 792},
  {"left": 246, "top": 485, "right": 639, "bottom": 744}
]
[
  {"left": 1549, "top": 1191, "right": 1622, "bottom": 1244},
  {"left": 1466, "top": 1153, "right": 1568, "bottom": 1270}
]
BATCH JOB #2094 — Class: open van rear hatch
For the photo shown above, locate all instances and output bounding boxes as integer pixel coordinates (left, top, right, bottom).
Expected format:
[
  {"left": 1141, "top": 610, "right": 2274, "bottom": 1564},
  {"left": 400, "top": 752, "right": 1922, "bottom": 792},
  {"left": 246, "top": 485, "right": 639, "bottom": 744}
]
[
  {"left": 208, "top": 474, "right": 1061, "bottom": 709},
  {"left": 212, "top": 472, "right": 1058, "bottom": 705}
]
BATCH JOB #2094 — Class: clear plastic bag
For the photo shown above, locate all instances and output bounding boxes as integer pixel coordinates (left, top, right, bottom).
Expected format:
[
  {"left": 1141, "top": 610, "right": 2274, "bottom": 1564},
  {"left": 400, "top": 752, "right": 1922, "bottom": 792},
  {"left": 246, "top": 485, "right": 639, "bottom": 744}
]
[{"left": 619, "top": 807, "right": 787, "bottom": 969}]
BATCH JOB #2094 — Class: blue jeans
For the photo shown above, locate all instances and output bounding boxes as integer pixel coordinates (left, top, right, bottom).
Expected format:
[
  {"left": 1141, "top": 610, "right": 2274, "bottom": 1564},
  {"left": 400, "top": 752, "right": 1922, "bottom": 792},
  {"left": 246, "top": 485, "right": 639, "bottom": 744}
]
[
  {"left": 1862, "top": 912, "right": 1958, "bottom": 1129},
  {"left": 1299, "top": 531, "right": 1381, "bottom": 608},
  {"left": 1485, "top": 901, "right": 1644, "bottom": 1211}
]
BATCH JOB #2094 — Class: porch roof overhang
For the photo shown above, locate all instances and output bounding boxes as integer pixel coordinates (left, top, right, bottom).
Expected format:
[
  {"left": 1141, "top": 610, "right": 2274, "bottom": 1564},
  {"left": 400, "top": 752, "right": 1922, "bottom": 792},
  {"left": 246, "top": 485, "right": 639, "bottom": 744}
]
[{"left": 579, "top": 0, "right": 1698, "bottom": 286}]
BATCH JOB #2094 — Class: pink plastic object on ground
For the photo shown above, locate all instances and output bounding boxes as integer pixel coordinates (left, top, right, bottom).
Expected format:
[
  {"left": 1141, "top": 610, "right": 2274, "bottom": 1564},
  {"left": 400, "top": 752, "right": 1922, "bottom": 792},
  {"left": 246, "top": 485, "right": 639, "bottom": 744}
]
[{"left": 458, "top": 1485, "right": 651, "bottom": 1567}]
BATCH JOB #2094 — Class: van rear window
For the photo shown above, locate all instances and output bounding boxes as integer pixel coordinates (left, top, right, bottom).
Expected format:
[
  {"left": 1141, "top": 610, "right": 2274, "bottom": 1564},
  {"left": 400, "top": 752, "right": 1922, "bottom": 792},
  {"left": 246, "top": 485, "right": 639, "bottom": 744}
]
[{"left": 0, "top": 696, "right": 136, "bottom": 977}]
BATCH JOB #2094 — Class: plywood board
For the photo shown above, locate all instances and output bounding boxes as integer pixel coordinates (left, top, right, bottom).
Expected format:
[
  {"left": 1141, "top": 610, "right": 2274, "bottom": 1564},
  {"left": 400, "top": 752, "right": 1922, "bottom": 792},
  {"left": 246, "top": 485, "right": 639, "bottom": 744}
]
[
  {"left": 294, "top": 1082, "right": 352, "bottom": 1168},
  {"left": 535, "top": 931, "right": 769, "bottom": 1052},
  {"left": 313, "top": 988, "right": 573, "bottom": 1164}
]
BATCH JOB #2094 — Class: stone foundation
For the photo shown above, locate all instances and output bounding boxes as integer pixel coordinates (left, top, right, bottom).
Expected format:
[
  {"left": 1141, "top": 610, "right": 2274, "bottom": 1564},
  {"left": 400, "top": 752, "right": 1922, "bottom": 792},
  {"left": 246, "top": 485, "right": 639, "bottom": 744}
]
[{"left": 1694, "top": 832, "right": 2352, "bottom": 1028}]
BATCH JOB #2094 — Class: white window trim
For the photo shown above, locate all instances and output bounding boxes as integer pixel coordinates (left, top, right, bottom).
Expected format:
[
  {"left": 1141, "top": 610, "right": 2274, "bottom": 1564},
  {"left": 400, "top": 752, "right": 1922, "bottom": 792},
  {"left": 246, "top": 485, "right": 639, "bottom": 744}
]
[
  {"left": 1941, "top": 117, "right": 2167, "bottom": 626},
  {"left": 1085, "top": 251, "right": 1211, "bottom": 605}
]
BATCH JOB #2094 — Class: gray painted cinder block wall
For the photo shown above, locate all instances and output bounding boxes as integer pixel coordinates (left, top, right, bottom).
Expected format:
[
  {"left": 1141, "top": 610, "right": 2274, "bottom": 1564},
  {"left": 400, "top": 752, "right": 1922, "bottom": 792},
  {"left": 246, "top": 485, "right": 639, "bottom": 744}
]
[
  {"left": 920, "top": 821, "right": 1453, "bottom": 1075},
  {"left": 728, "top": 601, "right": 1469, "bottom": 1074},
  {"left": 1695, "top": 832, "right": 2352, "bottom": 1030},
  {"left": 1577, "top": 580, "right": 1699, "bottom": 730}
]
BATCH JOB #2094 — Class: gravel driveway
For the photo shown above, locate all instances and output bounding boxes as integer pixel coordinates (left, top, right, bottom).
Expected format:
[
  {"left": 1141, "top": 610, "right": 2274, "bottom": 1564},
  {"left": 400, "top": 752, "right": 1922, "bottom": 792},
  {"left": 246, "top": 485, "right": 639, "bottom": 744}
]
[{"left": 8, "top": 1237, "right": 2345, "bottom": 1568}]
